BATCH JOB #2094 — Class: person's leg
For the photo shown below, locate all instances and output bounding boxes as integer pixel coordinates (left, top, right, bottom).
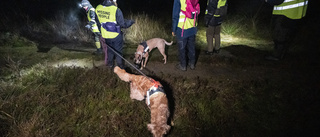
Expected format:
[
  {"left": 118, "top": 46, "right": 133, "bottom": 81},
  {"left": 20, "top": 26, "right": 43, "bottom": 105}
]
[
  {"left": 187, "top": 35, "right": 196, "bottom": 69},
  {"left": 105, "top": 39, "right": 114, "bottom": 67},
  {"left": 266, "top": 15, "right": 287, "bottom": 61},
  {"left": 206, "top": 25, "right": 215, "bottom": 53},
  {"left": 274, "top": 15, "right": 288, "bottom": 59},
  {"left": 214, "top": 25, "right": 221, "bottom": 53},
  {"left": 94, "top": 33, "right": 102, "bottom": 54},
  {"left": 113, "top": 34, "right": 124, "bottom": 69},
  {"left": 100, "top": 37, "right": 108, "bottom": 65},
  {"left": 272, "top": 15, "right": 297, "bottom": 60},
  {"left": 177, "top": 37, "right": 187, "bottom": 70}
]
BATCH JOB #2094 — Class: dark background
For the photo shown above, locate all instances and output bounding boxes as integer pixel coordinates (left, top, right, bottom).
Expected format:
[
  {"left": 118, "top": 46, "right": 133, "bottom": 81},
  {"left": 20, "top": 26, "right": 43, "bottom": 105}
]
[{"left": 1, "top": 0, "right": 318, "bottom": 23}]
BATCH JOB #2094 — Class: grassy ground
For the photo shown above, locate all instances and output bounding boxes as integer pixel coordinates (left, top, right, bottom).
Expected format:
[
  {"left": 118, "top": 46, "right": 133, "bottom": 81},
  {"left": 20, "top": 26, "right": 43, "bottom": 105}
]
[{"left": 1, "top": 12, "right": 320, "bottom": 137}]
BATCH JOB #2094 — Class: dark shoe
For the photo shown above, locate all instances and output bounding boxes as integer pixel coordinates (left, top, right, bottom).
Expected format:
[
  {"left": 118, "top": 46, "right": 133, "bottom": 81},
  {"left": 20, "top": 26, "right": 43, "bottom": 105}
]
[
  {"left": 205, "top": 51, "right": 214, "bottom": 55},
  {"left": 265, "top": 55, "right": 280, "bottom": 61},
  {"left": 214, "top": 49, "right": 220, "bottom": 54},
  {"left": 107, "top": 64, "right": 114, "bottom": 68},
  {"left": 189, "top": 64, "right": 195, "bottom": 70},
  {"left": 175, "top": 64, "right": 186, "bottom": 71},
  {"left": 93, "top": 49, "right": 103, "bottom": 55}
]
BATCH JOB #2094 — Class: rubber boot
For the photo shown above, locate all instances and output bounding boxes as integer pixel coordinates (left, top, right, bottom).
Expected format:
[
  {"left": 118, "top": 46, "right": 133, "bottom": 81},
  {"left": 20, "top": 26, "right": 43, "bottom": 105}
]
[
  {"left": 274, "top": 43, "right": 287, "bottom": 60},
  {"left": 93, "top": 42, "right": 103, "bottom": 55},
  {"left": 265, "top": 43, "right": 286, "bottom": 61}
]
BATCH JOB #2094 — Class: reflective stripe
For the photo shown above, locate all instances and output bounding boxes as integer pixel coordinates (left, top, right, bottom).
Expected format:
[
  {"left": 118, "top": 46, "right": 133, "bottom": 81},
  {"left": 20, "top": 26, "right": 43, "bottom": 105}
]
[
  {"left": 274, "top": 1, "right": 308, "bottom": 10},
  {"left": 96, "top": 5, "right": 119, "bottom": 39},
  {"left": 100, "top": 21, "right": 117, "bottom": 24},
  {"left": 284, "top": 0, "right": 295, "bottom": 2},
  {"left": 144, "top": 46, "right": 149, "bottom": 52},
  {"left": 177, "top": 0, "right": 197, "bottom": 33},
  {"left": 104, "top": 21, "right": 117, "bottom": 23},
  {"left": 217, "top": 0, "right": 227, "bottom": 8},
  {"left": 179, "top": 18, "right": 185, "bottom": 22}
]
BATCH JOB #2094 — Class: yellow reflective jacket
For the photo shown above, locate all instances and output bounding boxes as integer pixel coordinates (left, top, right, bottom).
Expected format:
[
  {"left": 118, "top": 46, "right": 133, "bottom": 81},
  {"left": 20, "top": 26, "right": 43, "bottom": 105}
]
[
  {"left": 178, "top": 0, "right": 198, "bottom": 31},
  {"left": 273, "top": 0, "right": 308, "bottom": 19},
  {"left": 87, "top": 8, "right": 99, "bottom": 33},
  {"left": 95, "top": 5, "right": 119, "bottom": 39}
]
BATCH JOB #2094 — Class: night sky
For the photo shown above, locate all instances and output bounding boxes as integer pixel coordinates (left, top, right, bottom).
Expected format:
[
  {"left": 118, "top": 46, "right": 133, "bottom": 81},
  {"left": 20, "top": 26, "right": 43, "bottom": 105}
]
[
  {"left": 1, "top": 0, "right": 319, "bottom": 21},
  {"left": 0, "top": 0, "right": 319, "bottom": 35},
  {"left": 0, "top": 0, "right": 319, "bottom": 136}
]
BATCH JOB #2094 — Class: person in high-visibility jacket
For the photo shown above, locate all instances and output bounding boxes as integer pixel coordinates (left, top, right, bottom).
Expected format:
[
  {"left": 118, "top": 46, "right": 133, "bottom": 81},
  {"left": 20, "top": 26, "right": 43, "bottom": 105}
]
[
  {"left": 80, "top": 0, "right": 103, "bottom": 55},
  {"left": 265, "top": 0, "right": 308, "bottom": 61},
  {"left": 204, "top": 0, "right": 227, "bottom": 55},
  {"left": 172, "top": 0, "right": 198, "bottom": 71},
  {"left": 95, "top": 0, "right": 134, "bottom": 69}
]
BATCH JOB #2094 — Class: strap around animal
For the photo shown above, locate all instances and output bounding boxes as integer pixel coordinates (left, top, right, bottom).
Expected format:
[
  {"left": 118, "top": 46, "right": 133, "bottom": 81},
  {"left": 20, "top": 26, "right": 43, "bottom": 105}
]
[
  {"left": 150, "top": 79, "right": 160, "bottom": 88},
  {"left": 146, "top": 82, "right": 165, "bottom": 106},
  {"left": 140, "top": 41, "right": 149, "bottom": 53}
]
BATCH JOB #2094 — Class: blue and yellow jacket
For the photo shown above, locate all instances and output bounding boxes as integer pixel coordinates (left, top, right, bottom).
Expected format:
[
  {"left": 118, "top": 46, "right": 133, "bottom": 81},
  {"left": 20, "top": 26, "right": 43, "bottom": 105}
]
[
  {"left": 272, "top": 0, "right": 308, "bottom": 19},
  {"left": 172, "top": 0, "right": 197, "bottom": 39},
  {"left": 95, "top": 1, "right": 134, "bottom": 39}
]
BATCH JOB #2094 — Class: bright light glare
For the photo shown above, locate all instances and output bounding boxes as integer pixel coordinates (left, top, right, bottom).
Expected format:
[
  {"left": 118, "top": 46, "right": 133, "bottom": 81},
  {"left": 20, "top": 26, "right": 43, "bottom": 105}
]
[
  {"left": 197, "top": 29, "right": 272, "bottom": 50},
  {"left": 16, "top": 59, "right": 104, "bottom": 78},
  {"left": 78, "top": 3, "right": 83, "bottom": 8},
  {"left": 51, "top": 59, "right": 103, "bottom": 68}
]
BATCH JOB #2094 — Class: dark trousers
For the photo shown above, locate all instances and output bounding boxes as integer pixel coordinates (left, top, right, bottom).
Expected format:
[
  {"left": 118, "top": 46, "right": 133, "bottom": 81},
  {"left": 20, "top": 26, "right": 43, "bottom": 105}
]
[
  {"left": 100, "top": 37, "right": 108, "bottom": 64},
  {"left": 105, "top": 34, "right": 124, "bottom": 68},
  {"left": 177, "top": 35, "right": 196, "bottom": 67},
  {"left": 272, "top": 15, "right": 301, "bottom": 58}
]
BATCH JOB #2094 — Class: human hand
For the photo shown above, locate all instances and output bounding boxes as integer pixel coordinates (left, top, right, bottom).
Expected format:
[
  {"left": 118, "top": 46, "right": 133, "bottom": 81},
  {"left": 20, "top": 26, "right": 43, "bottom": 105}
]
[
  {"left": 85, "top": 24, "right": 91, "bottom": 30},
  {"left": 129, "top": 20, "right": 135, "bottom": 25},
  {"left": 172, "top": 32, "right": 175, "bottom": 36}
]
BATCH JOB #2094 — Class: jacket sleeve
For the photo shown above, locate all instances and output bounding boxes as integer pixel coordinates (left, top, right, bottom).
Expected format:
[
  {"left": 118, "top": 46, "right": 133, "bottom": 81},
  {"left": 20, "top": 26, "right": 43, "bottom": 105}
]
[
  {"left": 89, "top": 10, "right": 97, "bottom": 26},
  {"left": 206, "top": 0, "right": 218, "bottom": 15},
  {"left": 95, "top": 12, "right": 101, "bottom": 32},
  {"left": 171, "top": 0, "right": 180, "bottom": 33},
  {"left": 116, "top": 8, "right": 134, "bottom": 29}
]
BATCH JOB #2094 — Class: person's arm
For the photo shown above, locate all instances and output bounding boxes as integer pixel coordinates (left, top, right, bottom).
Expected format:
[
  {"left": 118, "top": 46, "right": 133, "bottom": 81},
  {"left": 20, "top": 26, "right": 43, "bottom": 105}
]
[
  {"left": 95, "top": 12, "right": 101, "bottom": 32},
  {"left": 208, "top": 0, "right": 217, "bottom": 14},
  {"left": 89, "top": 9, "right": 96, "bottom": 26},
  {"left": 116, "top": 8, "right": 134, "bottom": 28},
  {"left": 172, "top": 0, "right": 180, "bottom": 36}
]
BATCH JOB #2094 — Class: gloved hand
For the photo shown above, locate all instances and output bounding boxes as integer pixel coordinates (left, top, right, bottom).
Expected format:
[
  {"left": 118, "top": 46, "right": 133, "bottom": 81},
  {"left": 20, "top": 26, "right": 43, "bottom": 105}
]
[
  {"left": 204, "top": 14, "right": 212, "bottom": 27},
  {"left": 85, "top": 24, "right": 91, "bottom": 30},
  {"left": 124, "top": 19, "right": 135, "bottom": 28},
  {"left": 129, "top": 19, "right": 135, "bottom": 25}
]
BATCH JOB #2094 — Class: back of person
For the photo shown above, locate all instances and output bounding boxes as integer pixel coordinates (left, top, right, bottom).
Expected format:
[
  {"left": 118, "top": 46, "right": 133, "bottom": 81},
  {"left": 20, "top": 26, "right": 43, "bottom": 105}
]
[
  {"left": 94, "top": 0, "right": 135, "bottom": 69},
  {"left": 205, "top": 0, "right": 227, "bottom": 27},
  {"left": 272, "top": 0, "right": 308, "bottom": 19},
  {"left": 204, "top": 0, "right": 227, "bottom": 55},
  {"left": 172, "top": 0, "right": 198, "bottom": 71},
  {"left": 264, "top": 0, "right": 308, "bottom": 61},
  {"left": 172, "top": 0, "right": 198, "bottom": 39},
  {"left": 80, "top": 0, "right": 103, "bottom": 55},
  {"left": 95, "top": 4, "right": 120, "bottom": 39}
]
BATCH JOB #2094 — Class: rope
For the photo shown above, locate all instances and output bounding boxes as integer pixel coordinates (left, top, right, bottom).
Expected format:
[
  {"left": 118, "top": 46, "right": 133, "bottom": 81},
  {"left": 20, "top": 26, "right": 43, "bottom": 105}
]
[
  {"left": 106, "top": 44, "right": 148, "bottom": 78},
  {"left": 106, "top": 43, "right": 163, "bottom": 97}
]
